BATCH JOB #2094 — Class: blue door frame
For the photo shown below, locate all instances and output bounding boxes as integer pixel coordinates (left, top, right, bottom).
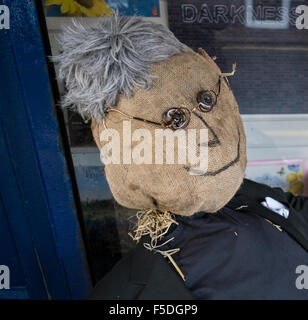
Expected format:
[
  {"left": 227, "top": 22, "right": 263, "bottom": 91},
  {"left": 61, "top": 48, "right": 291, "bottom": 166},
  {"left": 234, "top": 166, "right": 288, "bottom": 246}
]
[{"left": 0, "top": 0, "right": 92, "bottom": 299}]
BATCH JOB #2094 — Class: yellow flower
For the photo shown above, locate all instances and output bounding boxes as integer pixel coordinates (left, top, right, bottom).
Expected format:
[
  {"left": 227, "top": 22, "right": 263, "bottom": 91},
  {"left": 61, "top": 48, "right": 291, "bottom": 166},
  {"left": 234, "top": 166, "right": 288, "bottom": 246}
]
[
  {"left": 286, "top": 170, "right": 304, "bottom": 196},
  {"left": 288, "top": 180, "right": 304, "bottom": 196},
  {"left": 286, "top": 172, "right": 297, "bottom": 182},
  {"left": 298, "top": 169, "right": 303, "bottom": 180},
  {"left": 45, "top": 0, "right": 114, "bottom": 17}
]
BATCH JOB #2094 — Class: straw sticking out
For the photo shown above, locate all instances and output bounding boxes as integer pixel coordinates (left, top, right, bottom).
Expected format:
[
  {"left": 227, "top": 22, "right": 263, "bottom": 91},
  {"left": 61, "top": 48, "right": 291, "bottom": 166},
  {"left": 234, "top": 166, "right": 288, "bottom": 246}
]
[{"left": 128, "top": 209, "right": 186, "bottom": 281}]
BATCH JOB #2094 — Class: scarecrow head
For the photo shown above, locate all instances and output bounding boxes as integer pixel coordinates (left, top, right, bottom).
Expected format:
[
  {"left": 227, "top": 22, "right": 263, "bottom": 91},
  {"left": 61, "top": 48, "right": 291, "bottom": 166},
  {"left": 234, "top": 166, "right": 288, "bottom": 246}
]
[{"left": 55, "top": 15, "right": 247, "bottom": 216}]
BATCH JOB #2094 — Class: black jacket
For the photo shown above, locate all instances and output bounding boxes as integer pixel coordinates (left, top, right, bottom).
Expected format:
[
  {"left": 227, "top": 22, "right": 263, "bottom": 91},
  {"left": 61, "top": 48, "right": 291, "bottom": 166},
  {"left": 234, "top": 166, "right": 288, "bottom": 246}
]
[{"left": 88, "top": 179, "right": 308, "bottom": 300}]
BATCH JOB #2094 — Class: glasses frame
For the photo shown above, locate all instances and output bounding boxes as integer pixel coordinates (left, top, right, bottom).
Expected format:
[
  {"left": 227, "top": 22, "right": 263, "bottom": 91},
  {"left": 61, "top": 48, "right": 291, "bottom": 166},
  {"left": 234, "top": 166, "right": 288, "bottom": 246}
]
[{"left": 105, "top": 74, "right": 232, "bottom": 130}]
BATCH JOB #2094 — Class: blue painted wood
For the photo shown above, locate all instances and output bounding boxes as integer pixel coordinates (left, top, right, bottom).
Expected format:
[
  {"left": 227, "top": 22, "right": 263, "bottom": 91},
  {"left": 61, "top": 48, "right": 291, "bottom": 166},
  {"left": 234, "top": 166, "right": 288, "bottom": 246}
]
[
  {"left": 0, "top": 124, "right": 47, "bottom": 299},
  {"left": 0, "top": 0, "right": 92, "bottom": 299}
]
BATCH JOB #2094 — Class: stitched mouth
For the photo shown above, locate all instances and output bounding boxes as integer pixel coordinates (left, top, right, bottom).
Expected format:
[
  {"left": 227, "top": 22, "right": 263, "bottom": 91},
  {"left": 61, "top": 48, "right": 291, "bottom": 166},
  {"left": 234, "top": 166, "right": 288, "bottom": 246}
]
[{"left": 184, "top": 128, "right": 241, "bottom": 176}]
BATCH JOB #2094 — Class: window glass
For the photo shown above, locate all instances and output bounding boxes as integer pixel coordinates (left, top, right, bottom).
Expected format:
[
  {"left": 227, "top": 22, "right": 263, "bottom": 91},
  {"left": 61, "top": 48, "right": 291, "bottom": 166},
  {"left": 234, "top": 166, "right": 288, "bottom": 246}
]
[{"left": 43, "top": 0, "right": 308, "bottom": 282}]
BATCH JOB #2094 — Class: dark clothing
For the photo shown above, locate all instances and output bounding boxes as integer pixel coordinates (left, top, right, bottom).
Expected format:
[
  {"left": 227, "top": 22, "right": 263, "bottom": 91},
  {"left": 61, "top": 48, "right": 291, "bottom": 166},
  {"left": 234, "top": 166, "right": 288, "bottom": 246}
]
[
  {"left": 88, "top": 179, "right": 308, "bottom": 300},
  {"left": 88, "top": 237, "right": 194, "bottom": 300},
  {"left": 161, "top": 208, "right": 308, "bottom": 300}
]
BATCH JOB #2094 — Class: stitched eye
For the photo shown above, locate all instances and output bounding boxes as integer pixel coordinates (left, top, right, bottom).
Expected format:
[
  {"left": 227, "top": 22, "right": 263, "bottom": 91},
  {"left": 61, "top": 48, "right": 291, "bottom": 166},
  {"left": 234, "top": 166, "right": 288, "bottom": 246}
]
[
  {"left": 162, "top": 108, "right": 190, "bottom": 130},
  {"left": 196, "top": 90, "right": 217, "bottom": 112}
]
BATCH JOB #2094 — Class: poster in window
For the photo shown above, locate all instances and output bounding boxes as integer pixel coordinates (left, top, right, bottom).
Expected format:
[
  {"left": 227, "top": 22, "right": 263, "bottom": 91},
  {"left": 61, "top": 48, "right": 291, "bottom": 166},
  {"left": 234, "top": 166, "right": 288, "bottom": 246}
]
[{"left": 43, "top": 0, "right": 160, "bottom": 17}]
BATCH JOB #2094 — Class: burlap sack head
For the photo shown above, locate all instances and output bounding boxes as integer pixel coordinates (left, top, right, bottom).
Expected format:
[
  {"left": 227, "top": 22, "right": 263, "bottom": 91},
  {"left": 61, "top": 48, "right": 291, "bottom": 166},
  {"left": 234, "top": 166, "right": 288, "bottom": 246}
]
[{"left": 56, "top": 15, "right": 247, "bottom": 216}]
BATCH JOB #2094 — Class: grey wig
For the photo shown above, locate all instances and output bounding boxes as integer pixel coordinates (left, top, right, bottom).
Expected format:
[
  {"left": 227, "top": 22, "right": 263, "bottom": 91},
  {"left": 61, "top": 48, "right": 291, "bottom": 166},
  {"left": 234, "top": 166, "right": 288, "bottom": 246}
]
[{"left": 53, "top": 15, "right": 188, "bottom": 120}]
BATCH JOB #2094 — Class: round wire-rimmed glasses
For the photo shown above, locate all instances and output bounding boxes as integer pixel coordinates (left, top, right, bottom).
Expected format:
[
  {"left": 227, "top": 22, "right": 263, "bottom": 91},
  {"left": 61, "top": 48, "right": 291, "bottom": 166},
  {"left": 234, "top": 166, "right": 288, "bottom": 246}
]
[{"left": 104, "top": 64, "right": 236, "bottom": 131}]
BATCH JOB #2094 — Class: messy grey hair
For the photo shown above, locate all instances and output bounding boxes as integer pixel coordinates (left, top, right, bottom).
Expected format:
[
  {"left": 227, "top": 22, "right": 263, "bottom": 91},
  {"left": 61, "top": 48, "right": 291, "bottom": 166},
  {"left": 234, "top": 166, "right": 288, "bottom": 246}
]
[{"left": 53, "top": 14, "right": 188, "bottom": 120}]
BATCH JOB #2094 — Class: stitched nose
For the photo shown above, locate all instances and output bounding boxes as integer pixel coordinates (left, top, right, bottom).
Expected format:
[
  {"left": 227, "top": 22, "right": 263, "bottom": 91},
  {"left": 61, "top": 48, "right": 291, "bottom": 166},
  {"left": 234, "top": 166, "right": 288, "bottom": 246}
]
[{"left": 193, "top": 111, "right": 220, "bottom": 147}]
